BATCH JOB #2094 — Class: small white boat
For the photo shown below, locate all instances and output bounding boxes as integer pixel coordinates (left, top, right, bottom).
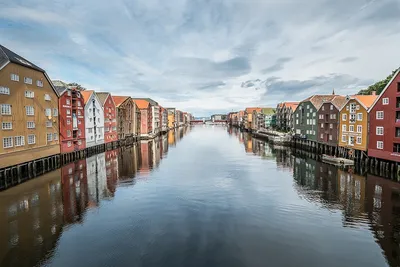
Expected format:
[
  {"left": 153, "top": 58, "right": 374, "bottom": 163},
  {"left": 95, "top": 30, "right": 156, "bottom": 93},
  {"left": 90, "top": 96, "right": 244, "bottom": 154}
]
[{"left": 322, "top": 154, "right": 354, "bottom": 166}]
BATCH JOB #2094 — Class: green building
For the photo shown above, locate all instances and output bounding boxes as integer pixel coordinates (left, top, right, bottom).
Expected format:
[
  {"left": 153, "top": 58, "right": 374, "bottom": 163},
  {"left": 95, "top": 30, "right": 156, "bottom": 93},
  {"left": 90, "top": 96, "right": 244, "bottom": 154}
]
[{"left": 261, "top": 108, "right": 276, "bottom": 128}]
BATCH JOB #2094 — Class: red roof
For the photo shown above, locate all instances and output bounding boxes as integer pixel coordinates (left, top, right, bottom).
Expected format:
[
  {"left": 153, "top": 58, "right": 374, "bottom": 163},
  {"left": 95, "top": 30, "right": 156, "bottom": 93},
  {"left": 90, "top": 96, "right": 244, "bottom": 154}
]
[
  {"left": 245, "top": 107, "right": 262, "bottom": 113},
  {"left": 80, "top": 90, "right": 94, "bottom": 104},
  {"left": 134, "top": 99, "right": 150, "bottom": 109},
  {"left": 112, "top": 96, "right": 130, "bottom": 107}
]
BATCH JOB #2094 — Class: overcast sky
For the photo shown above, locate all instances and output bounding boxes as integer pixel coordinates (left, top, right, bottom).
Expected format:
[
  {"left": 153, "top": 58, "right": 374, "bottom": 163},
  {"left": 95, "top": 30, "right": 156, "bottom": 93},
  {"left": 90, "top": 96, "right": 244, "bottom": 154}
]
[{"left": 0, "top": 0, "right": 399, "bottom": 116}]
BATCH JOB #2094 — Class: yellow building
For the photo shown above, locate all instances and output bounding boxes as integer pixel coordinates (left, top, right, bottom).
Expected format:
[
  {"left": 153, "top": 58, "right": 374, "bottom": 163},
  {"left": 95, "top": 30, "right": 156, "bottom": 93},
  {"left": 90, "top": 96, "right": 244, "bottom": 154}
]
[
  {"left": 0, "top": 45, "right": 60, "bottom": 168},
  {"left": 244, "top": 107, "right": 262, "bottom": 130},
  {"left": 338, "top": 95, "right": 377, "bottom": 151},
  {"left": 167, "top": 108, "right": 176, "bottom": 129}
]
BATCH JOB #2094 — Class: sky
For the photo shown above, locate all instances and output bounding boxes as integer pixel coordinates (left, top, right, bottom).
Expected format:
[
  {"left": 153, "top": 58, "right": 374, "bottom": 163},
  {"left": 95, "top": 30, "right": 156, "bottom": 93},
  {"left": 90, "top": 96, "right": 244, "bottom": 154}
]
[{"left": 0, "top": 0, "right": 399, "bottom": 117}]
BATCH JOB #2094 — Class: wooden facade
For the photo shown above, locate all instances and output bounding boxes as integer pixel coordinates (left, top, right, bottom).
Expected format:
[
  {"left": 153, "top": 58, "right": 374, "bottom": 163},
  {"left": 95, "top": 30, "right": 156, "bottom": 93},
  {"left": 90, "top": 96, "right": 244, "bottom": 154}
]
[
  {"left": 339, "top": 95, "right": 377, "bottom": 151},
  {"left": 0, "top": 45, "right": 60, "bottom": 168},
  {"left": 81, "top": 91, "right": 105, "bottom": 148},
  {"left": 134, "top": 99, "right": 152, "bottom": 137},
  {"left": 112, "top": 96, "right": 135, "bottom": 140},
  {"left": 317, "top": 96, "right": 346, "bottom": 146},
  {"left": 167, "top": 108, "right": 176, "bottom": 129},
  {"left": 97, "top": 92, "right": 118, "bottom": 143},
  {"left": 368, "top": 70, "right": 400, "bottom": 162},
  {"left": 133, "top": 100, "right": 141, "bottom": 137}
]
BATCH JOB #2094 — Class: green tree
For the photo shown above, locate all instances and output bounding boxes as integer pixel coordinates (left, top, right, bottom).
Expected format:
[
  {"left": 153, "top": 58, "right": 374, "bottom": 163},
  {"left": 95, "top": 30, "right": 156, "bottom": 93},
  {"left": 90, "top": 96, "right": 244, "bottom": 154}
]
[
  {"left": 67, "top": 82, "right": 86, "bottom": 91},
  {"left": 358, "top": 68, "right": 399, "bottom": 95}
]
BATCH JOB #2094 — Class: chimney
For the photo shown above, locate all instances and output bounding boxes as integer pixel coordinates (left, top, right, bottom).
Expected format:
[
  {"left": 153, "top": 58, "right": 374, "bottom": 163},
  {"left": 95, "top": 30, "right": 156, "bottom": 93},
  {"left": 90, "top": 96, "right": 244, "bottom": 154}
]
[{"left": 371, "top": 91, "right": 376, "bottom": 95}]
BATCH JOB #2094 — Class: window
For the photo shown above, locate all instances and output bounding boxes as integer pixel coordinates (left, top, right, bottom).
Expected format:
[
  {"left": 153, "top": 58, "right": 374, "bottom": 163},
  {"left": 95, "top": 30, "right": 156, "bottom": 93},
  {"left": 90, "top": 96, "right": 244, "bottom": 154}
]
[
  {"left": 24, "top": 77, "right": 32, "bottom": 84},
  {"left": 330, "top": 105, "right": 333, "bottom": 110},
  {"left": 46, "top": 121, "right": 52, "bottom": 127},
  {"left": 330, "top": 124, "right": 333, "bottom": 129},
  {"left": 27, "top": 121, "right": 35, "bottom": 129},
  {"left": 342, "top": 135, "right": 346, "bottom": 142},
  {"left": 10, "top": 74, "right": 19, "bottom": 81},
  {"left": 357, "top": 113, "right": 363, "bottom": 121},
  {"left": 77, "top": 101, "right": 81, "bottom": 107},
  {"left": 376, "top": 126, "right": 384, "bottom": 135},
  {"left": 25, "top": 90, "right": 34, "bottom": 98},
  {"left": 105, "top": 127, "right": 110, "bottom": 132},
  {"left": 14, "top": 136, "right": 24, "bottom": 147},
  {"left": 67, "top": 119, "right": 71, "bottom": 125},
  {"left": 382, "top": 98, "right": 389, "bottom": 105},
  {"left": 45, "top": 108, "right": 51, "bottom": 117},
  {"left": 67, "top": 91, "right": 71, "bottom": 96},
  {"left": 350, "top": 103, "right": 356, "bottom": 113},
  {"left": 377, "top": 141, "right": 384, "bottom": 149},
  {"left": 66, "top": 99, "right": 70, "bottom": 105},
  {"left": 1, "top": 122, "right": 12, "bottom": 130},
  {"left": 349, "top": 125, "right": 354, "bottom": 132},
  {"left": 3, "top": 137, "right": 13, "bottom": 148},
  {"left": 36, "top": 80, "right": 43, "bottom": 87},
  {"left": 112, "top": 126, "right": 116, "bottom": 131},
  {"left": 346, "top": 105, "right": 349, "bottom": 111},
  {"left": 67, "top": 130, "right": 71, "bottom": 137},
  {"left": 321, "top": 123, "right": 324, "bottom": 128},
  {"left": 78, "top": 129, "right": 81, "bottom": 136},
  {"left": 322, "top": 106, "right": 325, "bottom": 111},
  {"left": 67, "top": 141, "right": 72, "bottom": 147},
  {"left": 78, "top": 120, "right": 81, "bottom": 124},
  {"left": 78, "top": 111, "right": 81, "bottom": 116},
  {"left": 376, "top": 111, "right": 384, "bottom": 120},
  {"left": 66, "top": 109, "right": 71, "bottom": 115},
  {"left": 53, "top": 108, "right": 58, "bottom": 116},
  {"left": 350, "top": 114, "right": 356, "bottom": 122},
  {"left": 296, "top": 119, "right": 299, "bottom": 124},
  {"left": 329, "top": 135, "right": 333, "bottom": 141},
  {"left": 320, "top": 133, "right": 323, "bottom": 139},
  {"left": 98, "top": 118, "right": 100, "bottom": 123},
  {"left": 312, "top": 119, "right": 315, "bottom": 125},
  {"left": 342, "top": 114, "right": 347, "bottom": 121},
  {"left": 44, "top": 94, "right": 51, "bottom": 101},
  {"left": 357, "top": 125, "right": 362, "bottom": 133},
  {"left": 78, "top": 140, "right": 82, "bottom": 145},
  {"left": 1, "top": 104, "right": 11, "bottom": 115},
  {"left": 53, "top": 133, "right": 58, "bottom": 141},
  {"left": 332, "top": 114, "right": 336, "bottom": 119},
  {"left": 296, "top": 113, "right": 298, "bottom": 118},
  {"left": 28, "top": 135, "right": 35, "bottom": 144},
  {"left": 342, "top": 125, "right": 347, "bottom": 132},
  {"left": 356, "top": 136, "right": 362, "bottom": 144},
  {"left": 88, "top": 128, "right": 93, "bottom": 133},
  {"left": 313, "top": 112, "right": 316, "bottom": 117},
  {"left": 0, "top": 86, "right": 10, "bottom": 95},
  {"left": 47, "top": 133, "right": 53, "bottom": 142},
  {"left": 26, "top": 106, "right": 34, "bottom": 116}
]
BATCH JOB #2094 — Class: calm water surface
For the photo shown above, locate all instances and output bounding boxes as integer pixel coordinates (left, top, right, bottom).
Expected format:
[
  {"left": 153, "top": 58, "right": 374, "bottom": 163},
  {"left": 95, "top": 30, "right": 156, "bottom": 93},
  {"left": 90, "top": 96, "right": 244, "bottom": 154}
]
[{"left": 1, "top": 125, "right": 399, "bottom": 267}]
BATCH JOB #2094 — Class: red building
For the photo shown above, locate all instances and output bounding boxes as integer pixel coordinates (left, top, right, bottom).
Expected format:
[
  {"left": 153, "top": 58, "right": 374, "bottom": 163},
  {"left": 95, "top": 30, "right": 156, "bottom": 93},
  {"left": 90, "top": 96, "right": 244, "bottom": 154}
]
[
  {"left": 54, "top": 81, "right": 86, "bottom": 153},
  {"left": 134, "top": 99, "right": 153, "bottom": 137},
  {"left": 97, "top": 92, "right": 118, "bottom": 143},
  {"left": 368, "top": 70, "right": 400, "bottom": 161}
]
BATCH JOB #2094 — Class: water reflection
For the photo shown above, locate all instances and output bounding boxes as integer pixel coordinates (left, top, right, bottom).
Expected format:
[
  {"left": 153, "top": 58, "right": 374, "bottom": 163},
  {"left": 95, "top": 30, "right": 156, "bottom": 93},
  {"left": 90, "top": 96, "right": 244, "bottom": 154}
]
[
  {"left": 230, "top": 128, "right": 400, "bottom": 267},
  {"left": 0, "top": 127, "right": 190, "bottom": 267}
]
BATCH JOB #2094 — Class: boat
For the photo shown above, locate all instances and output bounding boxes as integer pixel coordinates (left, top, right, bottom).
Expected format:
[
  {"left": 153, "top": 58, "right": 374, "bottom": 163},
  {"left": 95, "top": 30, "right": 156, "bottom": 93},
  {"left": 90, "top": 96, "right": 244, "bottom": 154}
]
[{"left": 322, "top": 154, "right": 354, "bottom": 166}]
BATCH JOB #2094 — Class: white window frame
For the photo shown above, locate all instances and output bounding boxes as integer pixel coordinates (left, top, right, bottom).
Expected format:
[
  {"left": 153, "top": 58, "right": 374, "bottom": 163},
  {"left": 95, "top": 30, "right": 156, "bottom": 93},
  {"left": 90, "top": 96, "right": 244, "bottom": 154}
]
[
  {"left": 329, "top": 123, "right": 333, "bottom": 129},
  {"left": 67, "top": 130, "right": 71, "bottom": 137},
  {"left": 47, "top": 133, "right": 53, "bottom": 142},
  {"left": 376, "top": 111, "right": 384, "bottom": 120},
  {"left": 357, "top": 113, "right": 362, "bottom": 121},
  {"left": 2, "top": 122, "right": 12, "bottom": 130},
  {"left": 342, "top": 125, "right": 347, "bottom": 132},
  {"left": 66, "top": 99, "right": 71, "bottom": 105},
  {"left": 377, "top": 141, "right": 384, "bottom": 150},
  {"left": 53, "top": 133, "right": 58, "bottom": 141},
  {"left": 341, "top": 135, "right": 346, "bottom": 142},
  {"left": 329, "top": 135, "right": 333, "bottom": 141},
  {"left": 376, "top": 126, "right": 384, "bottom": 135},
  {"left": 53, "top": 108, "right": 58, "bottom": 117},
  {"left": 46, "top": 121, "right": 52, "bottom": 128},
  {"left": 320, "top": 123, "right": 324, "bottom": 128},
  {"left": 342, "top": 114, "right": 347, "bottom": 121},
  {"left": 67, "top": 119, "right": 71, "bottom": 125},
  {"left": 320, "top": 133, "right": 323, "bottom": 139},
  {"left": 1, "top": 104, "right": 12, "bottom": 115},
  {"left": 27, "top": 134, "right": 36, "bottom": 144},
  {"left": 24, "top": 77, "right": 33, "bottom": 84},
  {"left": 0, "top": 86, "right": 10, "bottom": 95},
  {"left": 27, "top": 121, "right": 35, "bottom": 129},
  {"left": 26, "top": 106, "right": 34, "bottom": 116},
  {"left": 44, "top": 94, "right": 51, "bottom": 101},
  {"left": 356, "top": 136, "right": 362, "bottom": 144},
  {"left": 349, "top": 125, "right": 354, "bottom": 132},
  {"left": 36, "top": 80, "right": 43, "bottom": 87},
  {"left": 25, "top": 90, "right": 34, "bottom": 98},
  {"left": 382, "top": 98, "right": 389, "bottom": 105},
  {"left": 66, "top": 109, "right": 71, "bottom": 115},
  {"left": 3, "top": 137, "right": 13, "bottom": 148},
  {"left": 357, "top": 125, "right": 362, "bottom": 133},
  {"left": 10, "top": 74, "right": 19, "bottom": 81},
  {"left": 67, "top": 141, "right": 72, "bottom": 147},
  {"left": 14, "top": 136, "right": 25, "bottom": 147},
  {"left": 330, "top": 105, "right": 333, "bottom": 110},
  {"left": 45, "top": 108, "right": 51, "bottom": 117}
]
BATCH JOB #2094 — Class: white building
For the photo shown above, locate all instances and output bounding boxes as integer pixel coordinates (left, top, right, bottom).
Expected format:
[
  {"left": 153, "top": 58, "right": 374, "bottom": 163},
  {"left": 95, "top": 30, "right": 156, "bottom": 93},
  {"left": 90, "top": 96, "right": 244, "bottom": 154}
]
[
  {"left": 86, "top": 153, "right": 107, "bottom": 206},
  {"left": 152, "top": 105, "right": 160, "bottom": 135},
  {"left": 82, "top": 90, "right": 104, "bottom": 148}
]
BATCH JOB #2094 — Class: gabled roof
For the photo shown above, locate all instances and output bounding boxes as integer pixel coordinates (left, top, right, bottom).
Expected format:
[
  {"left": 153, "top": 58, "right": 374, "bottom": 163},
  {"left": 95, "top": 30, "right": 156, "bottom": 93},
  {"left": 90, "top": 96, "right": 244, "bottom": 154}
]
[
  {"left": 96, "top": 92, "right": 110, "bottom": 105},
  {"left": 112, "top": 96, "right": 130, "bottom": 107},
  {"left": 317, "top": 95, "right": 347, "bottom": 110},
  {"left": 261, "top": 108, "right": 275, "bottom": 115},
  {"left": 245, "top": 107, "right": 262, "bottom": 113},
  {"left": 300, "top": 95, "right": 337, "bottom": 110},
  {"left": 283, "top": 102, "right": 299, "bottom": 110},
  {"left": 0, "top": 44, "right": 44, "bottom": 72},
  {"left": 133, "top": 99, "right": 150, "bottom": 109},
  {"left": 80, "top": 90, "right": 94, "bottom": 104},
  {"left": 339, "top": 95, "right": 379, "bottom": 111},
  {"left": 369, "top": 68, "right": 400, "bottom": 112},
  {"left": 132, "top": 98, "right": 158, "bottom": 106},
  {"left": 52, "top": 80, "right": 69, "bottom": 96}
]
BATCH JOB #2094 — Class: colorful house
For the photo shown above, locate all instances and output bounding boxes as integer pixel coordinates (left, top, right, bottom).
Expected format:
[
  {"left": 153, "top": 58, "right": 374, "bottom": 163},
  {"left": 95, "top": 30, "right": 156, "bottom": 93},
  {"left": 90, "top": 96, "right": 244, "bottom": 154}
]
[
  {"left": 293, "top": 95, "right": 336, "bottom": 141},
  {"left": 96, "top": 92, "right": 117, "bottom": 144},
  {"left": 317, "top": 96, "right": 347, "bottom": 146},
  {"left": 134, "top": 99, "right": 153, "bottom": 138},
  {"left": 81, "top": 90, "right": 105, "bottom": 148},
  {"left": 244, "top": 107, "right": 262, "bottom": 131},
  {"left": 368, "top": 69, "right": 400, "bottom": 161},
  {"left": 133, "top": 98, "right": 160, "bottom": 135},
  {"left": 160, "top": 107, "right": 168, "bottom": 132},
  {"left": 338, "top": 95, "right": 378, "bottom": 151},
  {"left": 0, "top": 45, "right": 60, "bottom": 168},
  {"left": 112, "top": 96, "right": 135, "bottom": 140},
  {"left": 167, "top": 108, "right": 176, "bottom": 129},
  {"left": 53, "top": 81, "right": 86, "bottom": 153}
]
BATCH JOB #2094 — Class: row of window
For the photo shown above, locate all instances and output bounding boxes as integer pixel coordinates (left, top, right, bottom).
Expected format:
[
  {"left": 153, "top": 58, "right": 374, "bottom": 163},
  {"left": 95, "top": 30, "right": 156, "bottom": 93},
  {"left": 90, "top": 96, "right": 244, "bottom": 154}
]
[
  {"left": 104, "top": 126, "right": 118, "bottom": 132},
  {"left": 321, "top": 123, "right": 334, "bottom": 129},
  {"left": 306, "top": 130, "right": 316, "bottom": 135},
  {"left": 341, "top": 135, "right": 362, "bottom": 145},
  {"left": 10, "top": 74, "right": 43, "bottom": 87},
  {"left": 3, "top": 133, "right": 57, "bottom": 148},
  {"left": 1, "top": 121, "right": 46, "bottom": 130},
  {"left": 0, "top": 104, "right": 58, "bottom": 116},
  {"left": 318, "top": 114, "right": 337, "bottom": 120},
  {"left": 320, "top": 133, "right": 333, "bottom": 140},
  {"left": 321, "top": 105, "right": 334, "bottom": 111},
  {"left": 342, "top": 125, "right": 363, "bottom": 133}
]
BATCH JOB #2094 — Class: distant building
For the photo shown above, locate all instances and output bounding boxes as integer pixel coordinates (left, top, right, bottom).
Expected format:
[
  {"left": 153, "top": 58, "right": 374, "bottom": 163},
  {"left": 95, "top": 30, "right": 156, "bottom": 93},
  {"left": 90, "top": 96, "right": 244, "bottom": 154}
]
[
  {"left": 0, "top": 45, "right": 60, "bottom": 168},
  {"left": 276, "top": 102, "right": 299, "bottom": 132},
  {"left": 112, "top": 96, "right": 136, "bottom": 140},
  {"left": 244, "top": 107, "right": 262, "bottom": 131},
  {"left": 132, "top": 98, "right": 160, "bottom": 135},
  {"left": 167, "top": 108, "right": 176, "bottom": 128},
  {"left": 96, "top": 92, "right": 118, "bottom": 144},
  {"left": 134, "top": 99, "right": 153, "bottom": 137},
  {"left": 81, "top": 91, "right": 105, "bottom": 148}
]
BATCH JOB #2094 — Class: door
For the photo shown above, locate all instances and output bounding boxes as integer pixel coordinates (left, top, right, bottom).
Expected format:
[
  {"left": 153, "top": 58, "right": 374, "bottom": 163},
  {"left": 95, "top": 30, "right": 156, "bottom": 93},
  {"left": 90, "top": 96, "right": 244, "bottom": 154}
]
[{"left": 348, "top": 136, "right": 354, "bottom": 146}]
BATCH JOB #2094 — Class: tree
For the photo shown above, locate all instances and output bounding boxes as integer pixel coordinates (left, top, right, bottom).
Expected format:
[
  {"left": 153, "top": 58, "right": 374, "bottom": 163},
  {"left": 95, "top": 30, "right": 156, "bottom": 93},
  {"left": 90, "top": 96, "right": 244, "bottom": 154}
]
[
  {"left": 67, "top": 82, "right": 86, "bottom": 91},
  {"left": 358, "top": 68, "right": 399, "bottom": 95}
]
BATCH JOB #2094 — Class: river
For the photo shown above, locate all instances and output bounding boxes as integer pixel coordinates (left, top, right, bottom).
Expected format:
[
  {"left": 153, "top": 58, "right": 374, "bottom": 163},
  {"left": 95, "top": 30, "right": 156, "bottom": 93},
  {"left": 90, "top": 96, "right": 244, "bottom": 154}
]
[{"left": 0, "top": 125, "right": 399, "bottom": 267}]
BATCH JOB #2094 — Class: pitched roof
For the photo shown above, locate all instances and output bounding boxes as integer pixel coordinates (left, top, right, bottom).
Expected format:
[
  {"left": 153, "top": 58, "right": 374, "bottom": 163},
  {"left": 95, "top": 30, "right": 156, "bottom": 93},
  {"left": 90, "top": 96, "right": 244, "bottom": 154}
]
[
  {"left": 133, "top": 99, "right": 150, "bottom": 109},
  {"left": 0, "top": 44, "right": 44, "bottom": 72},
  {"left": 112, "top": 96, "right": 130, "bottom": 107},
  {"left": 284, "top": 102, "right": 299, "bottom": 111},
  {"left": 132, "top": 98, "right": 158, "bottom": 106},
  {"left": 301, "top": 95, "right": 337, "bottom": 110},
  {"left": 81, "top": 90, "right": 94, "bottom": 104},
  {"left": 261, "top": 108, "right": 275, "bottom": 115},
  {"left": 330, "top": 95, "right": 347, "bottom": 109},
  {"left": 245, "top": 107, "right": 262, "bottom": 113},
  {"left": 369, "top": 68, "right": 400, "bottom": 111},
  {"left": 353, "top": 95, "right": 378, "bottom": 109},
  {"left": 52, "top": 80, "right": 69, "bottom": 95},
  {"left": 96, "top": 92, "right": 111, "bottom": 105}
]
